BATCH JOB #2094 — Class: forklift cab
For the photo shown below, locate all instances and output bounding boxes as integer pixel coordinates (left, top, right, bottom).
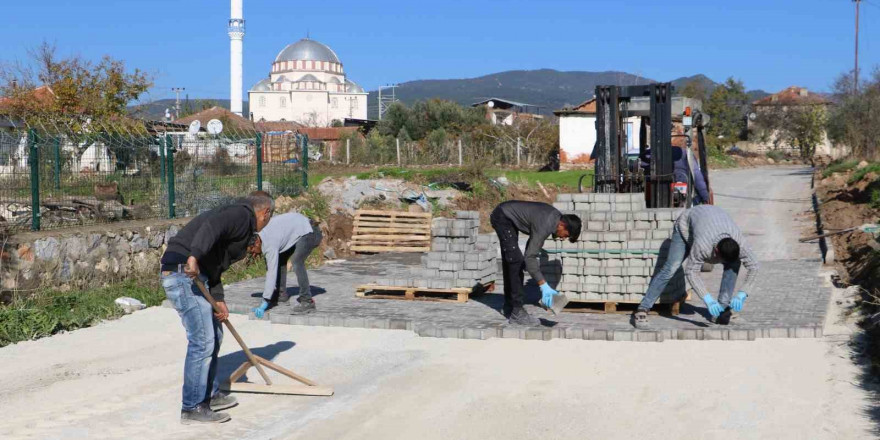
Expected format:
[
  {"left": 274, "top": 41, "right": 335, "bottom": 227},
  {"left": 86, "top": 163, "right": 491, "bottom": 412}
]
[{"left": 582, "top": 83, "right": 712, "bottom": 209}]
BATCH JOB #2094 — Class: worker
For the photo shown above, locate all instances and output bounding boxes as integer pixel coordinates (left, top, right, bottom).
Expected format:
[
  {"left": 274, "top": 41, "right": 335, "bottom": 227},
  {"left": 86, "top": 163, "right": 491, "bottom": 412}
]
[
  {"left": 632, "top": 204, "right": 759, "bottom": 329},
  {"left": 639, "top": 146, "right": 710, "bottom": 204},
  {"left": 490, "top": 200, "right": 582, "bottom": 325},
  {"left": 160, "top": 191, "right": 274, "bottom": 424},
  {"left": 252, "top": 212, "right": 324, "bottom": 317}
]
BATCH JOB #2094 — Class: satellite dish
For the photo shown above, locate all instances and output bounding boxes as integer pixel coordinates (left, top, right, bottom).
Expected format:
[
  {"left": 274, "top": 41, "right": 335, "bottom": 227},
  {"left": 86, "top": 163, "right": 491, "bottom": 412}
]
[
  {"left": 188, "top": 120, "right": 201, "bottom": 134},
  {"left": 487, "top": 100, "right": 495, "bottom": 108},
  {"left": 207, "top": 119, "right": 223, "bottom": 135},
  {"left": 164, "top": 108, "right": 172, "bottom": 120}
]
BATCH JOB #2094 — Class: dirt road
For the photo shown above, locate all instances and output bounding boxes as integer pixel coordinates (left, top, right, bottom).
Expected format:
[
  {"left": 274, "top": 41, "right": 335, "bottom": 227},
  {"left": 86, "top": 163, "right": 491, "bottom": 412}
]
[{"left": 0, "top": 166, "right": 875, "bottom": 440}]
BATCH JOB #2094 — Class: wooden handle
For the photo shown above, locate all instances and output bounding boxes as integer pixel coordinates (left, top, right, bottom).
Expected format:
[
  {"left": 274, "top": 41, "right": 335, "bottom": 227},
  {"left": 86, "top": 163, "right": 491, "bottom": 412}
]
[{"left": 192, "top": 277, "right": 273, "bottom": 386}]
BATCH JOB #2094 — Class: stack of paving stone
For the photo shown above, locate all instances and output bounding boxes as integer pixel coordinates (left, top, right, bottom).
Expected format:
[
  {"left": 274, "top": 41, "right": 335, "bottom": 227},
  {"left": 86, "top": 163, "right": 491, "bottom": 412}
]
[
  {"left": 374, "top": 211, "right": 498, "bottom": 290},
  {"left": 542, "top": 193, "right": 685, "bottom": 304}
]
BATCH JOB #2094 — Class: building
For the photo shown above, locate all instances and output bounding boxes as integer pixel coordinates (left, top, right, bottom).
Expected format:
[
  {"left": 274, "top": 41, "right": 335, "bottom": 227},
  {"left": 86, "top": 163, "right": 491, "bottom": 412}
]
[
  {"left": 554, "top": 98, "right": 642, "bottom": 164},
  {"left": 746, "top": 86, "right": 843, "bottom": 157},
  {"left": 554, "top": 96, "right": 701, "bottom": 164},
  {"left": 248, "top": 38, "right": 368, "bottom": 126},
  {"left": 472, "top": 98, "right": 543, "bottom": 126}
]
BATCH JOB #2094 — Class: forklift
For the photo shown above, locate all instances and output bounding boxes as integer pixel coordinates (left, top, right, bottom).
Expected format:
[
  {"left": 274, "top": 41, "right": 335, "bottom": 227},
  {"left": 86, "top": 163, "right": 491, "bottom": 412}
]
[{"left": 578, "top": 82, "right": 712, "bottom": 208}]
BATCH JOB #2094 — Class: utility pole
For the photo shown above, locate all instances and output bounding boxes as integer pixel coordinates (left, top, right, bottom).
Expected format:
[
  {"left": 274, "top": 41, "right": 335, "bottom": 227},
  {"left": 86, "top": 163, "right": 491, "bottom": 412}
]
[
  {"left": 172, "top": 87, "right": 185, "bottom": 119},
  {"left": 854, "top": 0, "right": 861, "bottom": 93},
  {"left": 377, "top": 84, "right": 398, "bottom": 120}
]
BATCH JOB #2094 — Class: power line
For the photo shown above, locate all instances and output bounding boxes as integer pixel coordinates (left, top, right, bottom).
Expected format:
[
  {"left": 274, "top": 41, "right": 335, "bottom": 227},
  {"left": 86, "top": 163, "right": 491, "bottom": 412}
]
[{"left": 171, "top": 87, "right": 185, "bottom": 120}]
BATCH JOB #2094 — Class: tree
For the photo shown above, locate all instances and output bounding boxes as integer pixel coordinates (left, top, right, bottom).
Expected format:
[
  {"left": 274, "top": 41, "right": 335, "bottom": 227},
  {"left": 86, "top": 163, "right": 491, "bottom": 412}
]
[
  {"left": 680, "top": 80, "right": 708, "bottom": 103},
  {"left": 703, "top": 77, "right": 749, "bottom": 149},
  {"left": 753, "top": 105, "right": 827, "bottom": 158},
  {"left": 0, "top": 42, "right": 153, "bottom": 130},
  {"left": 826, "top": 68, "right": 880, "bottom": 159}
]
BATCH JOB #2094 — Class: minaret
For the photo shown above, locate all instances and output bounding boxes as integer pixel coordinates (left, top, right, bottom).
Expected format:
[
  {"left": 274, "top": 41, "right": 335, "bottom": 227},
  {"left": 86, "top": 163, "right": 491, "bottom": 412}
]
[{"left": 228, "top": 0, "right": 244, "bottom": 116}]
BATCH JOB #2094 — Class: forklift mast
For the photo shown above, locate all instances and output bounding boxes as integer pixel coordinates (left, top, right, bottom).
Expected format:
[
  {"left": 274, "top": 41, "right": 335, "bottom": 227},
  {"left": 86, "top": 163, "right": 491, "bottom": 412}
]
[{"left": 594, "top": 83, "right": 674, "bottom": 208}]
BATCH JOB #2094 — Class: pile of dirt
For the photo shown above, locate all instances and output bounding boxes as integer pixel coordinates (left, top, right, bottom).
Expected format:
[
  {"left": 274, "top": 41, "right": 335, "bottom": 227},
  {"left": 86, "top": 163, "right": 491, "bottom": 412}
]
[
  {"left": 316, "top": 177, "right": 459, "bottom": 215},
  {"left": 323, "top": 213, "right": 354, "bottom": 258}
]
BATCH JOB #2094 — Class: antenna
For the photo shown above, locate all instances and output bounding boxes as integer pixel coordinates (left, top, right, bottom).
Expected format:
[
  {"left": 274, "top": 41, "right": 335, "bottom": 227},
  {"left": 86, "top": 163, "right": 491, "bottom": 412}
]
[{"left": 377, "top": 84, "right": 398, "bottom": 120}]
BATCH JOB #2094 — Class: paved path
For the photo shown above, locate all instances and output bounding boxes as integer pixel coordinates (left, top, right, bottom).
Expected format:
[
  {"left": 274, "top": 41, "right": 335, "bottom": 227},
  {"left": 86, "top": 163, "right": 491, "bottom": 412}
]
[{"left": 223, "top": 166, "right": 829, "bottom": 340}]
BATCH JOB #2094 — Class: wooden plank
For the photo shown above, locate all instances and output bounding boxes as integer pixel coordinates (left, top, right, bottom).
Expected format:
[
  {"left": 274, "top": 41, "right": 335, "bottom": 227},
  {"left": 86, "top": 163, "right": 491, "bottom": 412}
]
[
  {"left": 352, "top": 226, "right": 431, "bottom": 233},
  {"left": 350, "top": 245, "right": 431, "bottom": 253},
  {"left": 562, "top": 300, "right": 680, "bottom": 316},
  {"left": 356, "top": 210, "right": 432, "bottom": 218},
  {"left": 357, "top": 284, "right": 471, "bottom": 294},
  {"left": 222, "top": 382, "right": 334, "bottom": 396},
  {"left": 351, "top": 234, "right": 431, "bottom": 241}
]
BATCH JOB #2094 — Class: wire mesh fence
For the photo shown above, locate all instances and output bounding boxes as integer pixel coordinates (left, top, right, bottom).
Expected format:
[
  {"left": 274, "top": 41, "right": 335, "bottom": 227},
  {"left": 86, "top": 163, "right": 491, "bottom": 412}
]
[{"left": 0, "top": 120, "right": 308, "bottom": 232}]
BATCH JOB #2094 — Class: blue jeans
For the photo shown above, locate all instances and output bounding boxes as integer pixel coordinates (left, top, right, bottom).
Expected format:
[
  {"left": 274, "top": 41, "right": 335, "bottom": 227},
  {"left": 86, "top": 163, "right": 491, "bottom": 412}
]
[
  {"left": 638, "top": 228, "right": 741, "bottom": 311},
  {"left": 161, "top": 272, "right": 223, "bottom": 411}
]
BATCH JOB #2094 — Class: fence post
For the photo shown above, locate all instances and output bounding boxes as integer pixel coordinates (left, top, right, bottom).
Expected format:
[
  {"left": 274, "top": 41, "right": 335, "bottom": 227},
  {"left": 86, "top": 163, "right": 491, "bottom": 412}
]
[
  {"left": 158, "top": 135, "right": 166, "bottom": 185},
  {"left": 53, "top": 136, "right": 61, "bottom": 190},
  {"left": 255, "top": 132, "right": 263, "bottom": 191},
  {"left": 346, "top": 138, "right": 350, "bottom": 165},
  {"left": 301, "top": 134, "right": 309, "bottom": 189},
  {"left": 516, "top": 137, "right": 521, "bottom": 167},
  {"left": 28, "top": 129, "right": 40, "bottom": 231},
  {"left": 458, "top": 139, "right": 463, "bottom": 166},
  {"left": 166, "top": 134, "right": 176, "bottom": 218},
  {"left": 396, "top": 137, "right": 401, "bottom": 167}
]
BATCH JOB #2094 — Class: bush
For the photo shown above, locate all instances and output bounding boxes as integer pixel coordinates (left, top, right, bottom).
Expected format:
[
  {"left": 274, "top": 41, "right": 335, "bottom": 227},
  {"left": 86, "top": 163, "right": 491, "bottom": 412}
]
[
  {"left": 822, "top": 159, "right": 859, "bottom": 178},
  {"left": 766, "top": 150, "right": 786, "bottom": 162}
]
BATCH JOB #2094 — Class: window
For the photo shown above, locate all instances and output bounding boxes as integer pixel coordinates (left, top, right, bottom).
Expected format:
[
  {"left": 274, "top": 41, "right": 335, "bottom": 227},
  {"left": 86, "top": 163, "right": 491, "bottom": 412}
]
[
  {"left": 259, "top": 96, "right": 266, "bottom": 107},
  {"left": 331, "top": 98, "right": 338, "bottom": 109},
  {"left": 280, "top": 97, "right": 287, "bottom": 108}
]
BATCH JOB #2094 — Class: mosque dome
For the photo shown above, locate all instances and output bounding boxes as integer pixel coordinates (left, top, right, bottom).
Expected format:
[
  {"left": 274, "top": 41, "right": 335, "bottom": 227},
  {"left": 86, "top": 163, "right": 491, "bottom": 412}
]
[
  {"left": 345, "top": 79, "right": 364, "bottom": 93},
  {"left": 250, "top": 77, "right": 271, "bottom": 92},
  {"left": 274, "top": 38, "right": 341, "bottom": 64}
]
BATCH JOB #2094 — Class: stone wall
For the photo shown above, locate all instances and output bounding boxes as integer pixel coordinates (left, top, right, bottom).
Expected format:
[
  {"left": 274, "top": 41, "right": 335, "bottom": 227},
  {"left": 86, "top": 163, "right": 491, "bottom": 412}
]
[{"left": 2, "top": 218, "right": 189, "bottom": 291}]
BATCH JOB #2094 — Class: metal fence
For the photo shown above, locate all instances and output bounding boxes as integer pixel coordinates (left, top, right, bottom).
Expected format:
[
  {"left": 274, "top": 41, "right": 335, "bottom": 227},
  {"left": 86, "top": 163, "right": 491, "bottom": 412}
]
[{"left": 0, "top": 123, "right": 309, "bottom": 232}]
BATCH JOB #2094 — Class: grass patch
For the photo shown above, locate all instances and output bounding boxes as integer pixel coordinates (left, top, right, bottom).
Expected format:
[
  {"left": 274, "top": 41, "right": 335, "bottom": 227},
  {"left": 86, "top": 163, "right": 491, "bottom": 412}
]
[
  {"left": 848, "top": 163, "right": 880, "bottom": 184},
  {"left": 765, "top": 150, "right": 786, "bottom": 162},
  {"left": 823, "top": 159, "right": 860, "bottom": 178},
  {"left": 707, "top": 148, "right": 737, "bottom": 169},
  {"left": 348, "top": 166, "right": 590, "bottom": 191},
  {"left": 0, "top": 279, "right": 165, "bottom": 347},
  {"left": 492, "top": 169, "right": 589, "bottom": 189}
]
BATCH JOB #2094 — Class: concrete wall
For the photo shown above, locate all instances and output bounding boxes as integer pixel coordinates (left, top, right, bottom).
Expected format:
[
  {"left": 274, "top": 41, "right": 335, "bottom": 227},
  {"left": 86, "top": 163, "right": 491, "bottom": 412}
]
[
  {"left": 559, "top": 115, "right": 641, "bottom": 163},
  {"left": 2, "top": 219, "right": 188, "bottom": 291}
]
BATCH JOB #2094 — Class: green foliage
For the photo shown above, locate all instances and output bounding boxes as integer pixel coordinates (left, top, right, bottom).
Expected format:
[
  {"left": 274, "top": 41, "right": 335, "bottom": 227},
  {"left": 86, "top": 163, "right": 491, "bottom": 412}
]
[
  {"left": 707, "top": 147, "right": 737, "bottom": 169},
  {"left": 765, "top": 150, "right": 786, "bottom": 162},
  {"left": 680, "top": 80, "right": 708, "bottom": 102},
  {"left": 822, "top": 159, "right": 859, "bottom": 177},
  {"left": 704, "top": 77, "right": 749, "bottom": 149},
  {"left": 848, "top": 163, "right": 880, "bottom": 184},
  {"left": 753, "top": 105, "right": 827, "bottom": 158},
  {"left": 377, "top": 99, "right": 487, "bottom": 141},
  {"left": 871, "top": 188, "right": 880, "bottom": 210},
  {"left": 0, "top": 280, "right": 165, "bottom": 347},
  {"left": 827, "top": 69, "right": 880, "bottom": 160}
]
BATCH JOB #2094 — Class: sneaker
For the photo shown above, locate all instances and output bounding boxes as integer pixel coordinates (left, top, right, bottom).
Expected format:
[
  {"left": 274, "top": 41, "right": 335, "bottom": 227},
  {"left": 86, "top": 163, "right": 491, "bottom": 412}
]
[
  {"left": 209, "top": 392, "right": 238, "bottom": 411},
  {"left": 278, "top": 291, "right": 291, "bottom": 303},
  {"left": 632, "top": 310, "right": 650, "bottom": 329},
  {"left": 181, "top": 403, "right": 231, "bottom": 425},
  {"left": 508, "top": 307, "right": 540, "bottom": 326},
  {"left": 291, "top": 299, "right": 316, "bottom": 315},
  {"left": 502, "top": 302, "right": 513, "bottom": 318},
  {"left": 716, "top": 307, "right": 733, "bottom": 325}
]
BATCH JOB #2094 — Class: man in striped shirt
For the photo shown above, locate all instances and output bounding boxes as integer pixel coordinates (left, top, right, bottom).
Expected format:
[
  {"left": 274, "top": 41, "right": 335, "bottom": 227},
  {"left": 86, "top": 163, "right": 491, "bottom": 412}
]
[{"left": 633, "top": 205, "right": 759, "bottom": 329}]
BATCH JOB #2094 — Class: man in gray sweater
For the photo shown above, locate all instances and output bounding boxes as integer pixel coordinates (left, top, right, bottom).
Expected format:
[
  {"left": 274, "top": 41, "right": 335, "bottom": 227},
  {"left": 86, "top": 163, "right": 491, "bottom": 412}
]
[
  {"left": 251, "top": 212, "right": 323, "bottom": 317},
  {"left": 633, "top": 205, "right": 759, "bottom": 328},
  {"left": 490, "top": 200, "right": 582, "bottom": 325}
]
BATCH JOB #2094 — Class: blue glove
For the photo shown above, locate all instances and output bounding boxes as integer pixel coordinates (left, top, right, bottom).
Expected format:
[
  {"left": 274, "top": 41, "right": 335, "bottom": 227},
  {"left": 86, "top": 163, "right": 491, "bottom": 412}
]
[
  {"left": 539, "top": 283, "right": 557, "bottom": 308},
  {"left": 702, "top": 294, "right": 725, "bottom": 318},
  {"left": 253, "top": 300, "right": 269, "bottom": 319},
  {"left": 731, "top": 291, "right": 748, "bottom": 312}
]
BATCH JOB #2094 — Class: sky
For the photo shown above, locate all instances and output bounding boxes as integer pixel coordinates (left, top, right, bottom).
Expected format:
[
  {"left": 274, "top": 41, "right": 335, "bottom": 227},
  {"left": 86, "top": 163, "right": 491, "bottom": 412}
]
[{"left": 1, "top": 0, "right": 878, "bottom": 103}]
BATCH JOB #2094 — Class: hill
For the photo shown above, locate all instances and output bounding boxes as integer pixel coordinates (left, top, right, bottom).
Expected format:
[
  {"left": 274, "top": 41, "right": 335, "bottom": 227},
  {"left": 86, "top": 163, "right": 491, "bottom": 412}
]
[
  {"left": 367, "top": 69, "right": 768, "bottom": 119},
  {"left": 129, "top": 99, "right": 250, "bottom": 121}
]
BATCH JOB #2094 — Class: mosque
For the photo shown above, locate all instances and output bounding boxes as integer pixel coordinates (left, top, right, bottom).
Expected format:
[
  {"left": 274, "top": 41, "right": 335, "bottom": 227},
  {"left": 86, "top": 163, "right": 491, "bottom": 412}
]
[{"left": 247, "top": 38, "right": 369, "bottom": 126}]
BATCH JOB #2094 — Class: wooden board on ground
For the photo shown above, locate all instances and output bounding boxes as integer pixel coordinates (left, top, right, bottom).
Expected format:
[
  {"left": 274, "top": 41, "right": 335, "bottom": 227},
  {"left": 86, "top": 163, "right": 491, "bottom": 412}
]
[
  {"left": 351, "top": 210, "right": 432, "bottom": 253},
  {"left": 563, "top": 297, "right": 687, "bottom": 316},
  {"left": 355, "top": 282, "right": 494, "bottom": 303}
]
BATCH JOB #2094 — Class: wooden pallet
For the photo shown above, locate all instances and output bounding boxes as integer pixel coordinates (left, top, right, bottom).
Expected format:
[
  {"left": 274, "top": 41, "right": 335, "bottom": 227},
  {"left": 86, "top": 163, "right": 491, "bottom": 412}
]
[
  {"left": 355, "top": 282, "right": 494, "bottom": 303},
  {"left": 351, "top": 210, "right": 432, "bottom": 253},
  {"left": 562, "top": 300, "right": 682, "bottom": 315}
]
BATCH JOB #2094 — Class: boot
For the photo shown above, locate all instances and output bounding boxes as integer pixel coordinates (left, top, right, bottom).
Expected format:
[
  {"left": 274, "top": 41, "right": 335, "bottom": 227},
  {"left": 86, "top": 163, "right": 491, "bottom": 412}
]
[
  {"left": 209, "top": 391, "right": 238, "bottom": 411},
  {"left": 508, "top": 307, "right": 539, "bottom": 326},
  {"left": 181, "top": 402, "right": 230, "bottom": 425},
  {"left": 632, "top": 309, "right": 650, "bottom": 330},
  {"left": 716, "top": 307, "right": 733, "bottom": 325},
  {"left": 291, "top": 299, "right": 316, "bottom": 315}
]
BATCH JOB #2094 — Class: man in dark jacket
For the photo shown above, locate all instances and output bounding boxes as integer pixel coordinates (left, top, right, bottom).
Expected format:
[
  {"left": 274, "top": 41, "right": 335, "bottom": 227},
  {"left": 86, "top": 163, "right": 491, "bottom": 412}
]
[
  {"left": 490, "top": 200, "right": 581, "bottom": 325},
  {"left": 160, "top": 191, "right": 274, "bottom": 424}
]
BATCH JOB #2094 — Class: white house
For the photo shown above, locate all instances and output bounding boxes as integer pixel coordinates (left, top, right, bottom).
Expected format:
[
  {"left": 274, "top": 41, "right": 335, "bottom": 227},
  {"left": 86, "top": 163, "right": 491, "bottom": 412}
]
[
  {"left": 554, "top": 99, "right": 642, "bottom": 164},
  {"left": 248, "top": 38, "right": 368, "bottom": 126}
]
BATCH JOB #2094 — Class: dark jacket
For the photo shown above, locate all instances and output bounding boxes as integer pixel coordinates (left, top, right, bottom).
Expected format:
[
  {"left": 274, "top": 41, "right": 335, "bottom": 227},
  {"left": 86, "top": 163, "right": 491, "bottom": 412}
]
[
  {"left": 496, "top": 200, "right": 561, "bottom": 284},
  {"left": 162, "top": 202, "right": 257, "bottom": 300}
]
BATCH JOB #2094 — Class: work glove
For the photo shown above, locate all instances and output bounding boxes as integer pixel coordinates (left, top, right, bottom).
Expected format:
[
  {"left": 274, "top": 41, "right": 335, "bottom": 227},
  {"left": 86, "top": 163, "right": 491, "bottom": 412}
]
[
  {"left": 539, "top": 283, "right": 558, "bottom": 308},
  {"left": 702, "top": 294, "right": 725, "bottom": 318},
  {"left": 253, "top": 300, "right": 270, "bottom": 319},
  {"left": 731, "top": 291, "right": 748, "bottom": 312}
]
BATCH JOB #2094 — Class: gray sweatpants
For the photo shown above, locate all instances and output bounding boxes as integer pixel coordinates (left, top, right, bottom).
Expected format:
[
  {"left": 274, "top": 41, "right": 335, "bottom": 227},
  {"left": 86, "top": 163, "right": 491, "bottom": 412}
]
[{"left": 273, "top": 228, "right": 323, "bottom": 302}]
